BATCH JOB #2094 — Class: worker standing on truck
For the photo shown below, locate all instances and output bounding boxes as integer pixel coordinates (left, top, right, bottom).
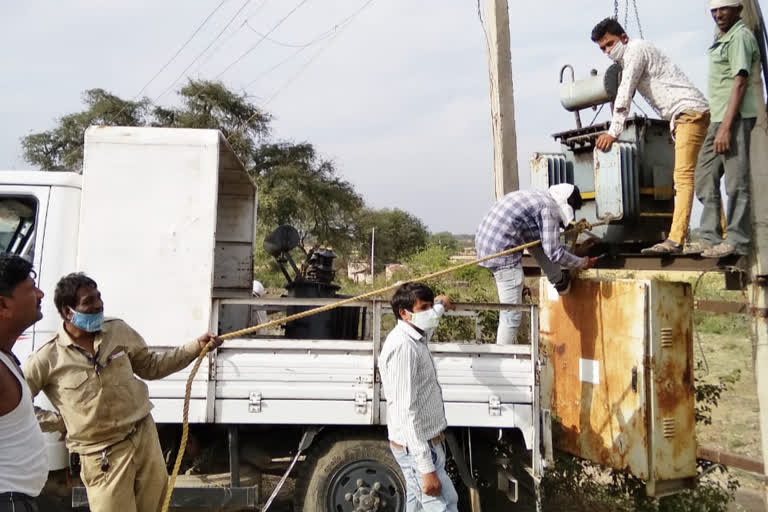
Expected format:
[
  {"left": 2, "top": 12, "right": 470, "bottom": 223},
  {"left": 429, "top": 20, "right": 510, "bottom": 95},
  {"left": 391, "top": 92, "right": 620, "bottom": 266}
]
[
  {"left": 0, "top": 254, "right": 48, "bottom": 512},
  {"left": 23, "top": 273, "right": 222, "bottom": 512},
  {"left": 689, "top": 0, "right": 760, "bottom": 258},
  {"left": 590, "top": 17, "right": 711, "bottom": 255},
  {"left": 475, "top": 184, "right": 592, "bottom": 345},
  {"left": 379, "top": 282, "right": 458, "bottom": 512}
]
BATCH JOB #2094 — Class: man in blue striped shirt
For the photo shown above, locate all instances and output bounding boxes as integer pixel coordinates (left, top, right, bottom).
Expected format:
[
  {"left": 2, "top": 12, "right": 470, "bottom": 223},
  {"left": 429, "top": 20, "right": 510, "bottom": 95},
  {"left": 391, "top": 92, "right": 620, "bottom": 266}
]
[
  {"left": 380, "top": 282, "right": 457, "bottom": 511},
  {"left": 475, "top": 184, "right": 592, "bottom": 344}
]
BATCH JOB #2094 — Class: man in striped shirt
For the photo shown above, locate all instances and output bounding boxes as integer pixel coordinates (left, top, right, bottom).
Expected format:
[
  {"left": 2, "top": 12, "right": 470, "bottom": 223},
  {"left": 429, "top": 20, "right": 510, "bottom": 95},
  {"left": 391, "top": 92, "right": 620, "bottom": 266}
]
[
  {"left": 475, "top": 184, "right": 592, "bottom": 344},
  {"left": 379, "top": 282, "right": 458, "bottom": 511}
]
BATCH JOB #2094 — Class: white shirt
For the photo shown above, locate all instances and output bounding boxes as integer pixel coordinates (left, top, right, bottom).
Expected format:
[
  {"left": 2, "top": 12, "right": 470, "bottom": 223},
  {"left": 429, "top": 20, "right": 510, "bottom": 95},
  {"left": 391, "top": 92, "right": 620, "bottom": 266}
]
[
  {"left": 0, "top": 350, "right": 48, "bottom": 496},
  {"left": 609, "top": 39, "right": 709, "bottom": 138},
  {"left": 379, "top": 306, "right": 447, "bottom": 473}
]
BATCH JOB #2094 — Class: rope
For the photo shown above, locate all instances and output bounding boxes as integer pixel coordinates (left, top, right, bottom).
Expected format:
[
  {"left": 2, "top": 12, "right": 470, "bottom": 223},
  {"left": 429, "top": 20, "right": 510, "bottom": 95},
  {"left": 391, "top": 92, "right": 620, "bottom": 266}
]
[{"left": 159, "top": 219, "right": 605, "bottom": 512}]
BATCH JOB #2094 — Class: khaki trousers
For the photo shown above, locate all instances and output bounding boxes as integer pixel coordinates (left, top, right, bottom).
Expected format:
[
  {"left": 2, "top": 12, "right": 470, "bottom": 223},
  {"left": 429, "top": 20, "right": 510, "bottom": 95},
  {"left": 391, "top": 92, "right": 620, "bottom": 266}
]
[
  {"left": 80, "top": 415, "right": 168, "bottom": 512},
  {"left": 668, "top": 110, "right": 710, "bottom": 245}
]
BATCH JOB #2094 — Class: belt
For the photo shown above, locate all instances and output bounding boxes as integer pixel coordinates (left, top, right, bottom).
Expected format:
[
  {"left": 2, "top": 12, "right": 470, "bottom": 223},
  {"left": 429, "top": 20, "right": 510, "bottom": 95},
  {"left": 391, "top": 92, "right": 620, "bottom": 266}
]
[
  {"left": 0, "top": 492, "right": 36, "bottom": 502},
  {"left": 390, "top": 432, "right": 445, "bottom": 452}
]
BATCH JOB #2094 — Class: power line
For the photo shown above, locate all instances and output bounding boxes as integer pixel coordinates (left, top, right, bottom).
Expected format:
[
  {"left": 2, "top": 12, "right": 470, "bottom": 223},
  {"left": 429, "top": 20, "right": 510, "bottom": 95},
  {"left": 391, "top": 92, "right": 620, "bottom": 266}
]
[
  {"left": 242, "top": 0, "right": 377, "bottom": 92},
  {"left": 215, "top": 0, "right": 311, "bottom": 80},
  {"left": 104, "top": 0, "right": 228, "bottom": 124},
  {"left": 154, "top": 0, "right": 253, "bottom": 103},
  {"left": 263, "top": 0, "right": 376, "bottom": 106},
  {"left": 190, "top": 0, "right": 272, "bottom": 77}
]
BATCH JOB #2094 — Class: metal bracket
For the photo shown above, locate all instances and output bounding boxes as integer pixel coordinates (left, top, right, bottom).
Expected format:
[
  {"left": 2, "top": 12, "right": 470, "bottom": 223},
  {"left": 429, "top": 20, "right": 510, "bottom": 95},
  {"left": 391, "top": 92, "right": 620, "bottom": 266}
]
[
  {"left": 249, "top": 392, "right": 262, "bottom": 413},
  {"left": 354, "top": 392, "right": 368, "bottom": 414},
  {"left": 751, "top": 307, "right": 768, "bottom": 319},
  {"left": 488, "top": 395, "right": 501, "bottom": 416}
]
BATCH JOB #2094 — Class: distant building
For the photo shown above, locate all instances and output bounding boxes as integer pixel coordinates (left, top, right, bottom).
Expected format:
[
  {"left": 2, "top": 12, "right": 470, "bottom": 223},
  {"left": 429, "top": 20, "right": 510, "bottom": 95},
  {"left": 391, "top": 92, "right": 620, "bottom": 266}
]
[
  {"left": 385, "top": 263, "right": 408, "bottom": 281},
  {"left": 449, "top": 247, "right": 477, "bottom": 263},
  {"left": 347, "top": 261, "right": 372, "bottom": 284}
]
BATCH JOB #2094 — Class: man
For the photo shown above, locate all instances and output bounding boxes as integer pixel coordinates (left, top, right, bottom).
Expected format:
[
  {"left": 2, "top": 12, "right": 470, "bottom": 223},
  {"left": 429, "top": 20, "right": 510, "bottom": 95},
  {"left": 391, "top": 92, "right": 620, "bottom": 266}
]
[
  {"left": 591, "top": 17, "right": 711, "bottom": 255},
  {"left": 24, "top": 273, "right": 222, "bottom": 512},
  {"left": 690, "top": 0, "right": 760, "bottom": 258},
  {"left": 0, "top": 254, "right": 48, "bottom": 512},
  {"left": 379, "top": 282, "right": 458, "bottom": 511},
  {"left": 475, "top": 184, "right": 591, "bottom": 345}
]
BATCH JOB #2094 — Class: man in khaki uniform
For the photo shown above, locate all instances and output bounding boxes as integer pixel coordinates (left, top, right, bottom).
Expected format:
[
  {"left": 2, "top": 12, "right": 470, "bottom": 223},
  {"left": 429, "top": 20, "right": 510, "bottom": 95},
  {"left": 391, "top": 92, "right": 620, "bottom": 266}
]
[{"left": 24, "top": 273, "right": 222, "bottom": 512}]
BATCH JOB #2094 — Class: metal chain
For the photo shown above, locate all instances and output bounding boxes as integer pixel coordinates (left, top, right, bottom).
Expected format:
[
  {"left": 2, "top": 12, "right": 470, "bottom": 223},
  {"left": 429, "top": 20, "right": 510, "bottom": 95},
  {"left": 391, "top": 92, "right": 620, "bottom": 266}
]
[
  {"left": 624, "top": 0, "right": 629, "bottom": 31},
  {"left": 614, "top": 0, "right": 619, "bottom": 19}
]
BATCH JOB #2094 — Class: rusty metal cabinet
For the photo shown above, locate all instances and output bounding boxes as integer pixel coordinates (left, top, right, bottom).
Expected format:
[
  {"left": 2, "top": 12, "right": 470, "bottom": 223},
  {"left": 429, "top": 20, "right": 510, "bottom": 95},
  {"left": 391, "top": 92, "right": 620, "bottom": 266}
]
[{"left": 538, "top": 278, "right": 696, "bottom": 496}]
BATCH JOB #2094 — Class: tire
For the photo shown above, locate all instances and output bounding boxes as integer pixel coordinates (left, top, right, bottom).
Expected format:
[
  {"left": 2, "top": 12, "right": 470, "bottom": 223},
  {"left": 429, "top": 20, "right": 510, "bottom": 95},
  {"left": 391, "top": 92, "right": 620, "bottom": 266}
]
[{"left": 296, "top": 434, "right": 407, "bottom": 512}]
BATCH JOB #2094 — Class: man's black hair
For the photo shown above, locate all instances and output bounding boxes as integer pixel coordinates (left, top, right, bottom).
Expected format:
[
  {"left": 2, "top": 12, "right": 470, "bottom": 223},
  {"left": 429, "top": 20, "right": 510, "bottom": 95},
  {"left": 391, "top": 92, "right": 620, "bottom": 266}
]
[
  {"left": 0, "top": 253, "right": 34, "bottom": 297},
  {"left": 591, "top": 17, "right": 627, "bottom": 42},
  {"left": 568, "top": 185, "right": 584, "bottom": 212},
  {"left": 54, "top": 272, "right": 98, "bottom": 320},
  {"left": 391, "top": 282, "right": 435, "bottom": 320}
]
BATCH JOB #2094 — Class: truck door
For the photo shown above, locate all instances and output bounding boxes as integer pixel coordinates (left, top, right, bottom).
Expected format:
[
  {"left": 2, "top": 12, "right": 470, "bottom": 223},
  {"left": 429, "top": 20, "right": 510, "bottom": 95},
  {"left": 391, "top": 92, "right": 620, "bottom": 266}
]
[{"left": 0, "top": 186, "right": 49, "bottom": 361}]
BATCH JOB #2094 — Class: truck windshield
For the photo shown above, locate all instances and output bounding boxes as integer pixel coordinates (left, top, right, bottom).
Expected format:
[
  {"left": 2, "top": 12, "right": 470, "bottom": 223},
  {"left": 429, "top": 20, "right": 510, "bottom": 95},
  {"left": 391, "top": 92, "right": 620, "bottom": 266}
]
[{"left": 0, "top": 197, "right": 37, "bottom": 257}]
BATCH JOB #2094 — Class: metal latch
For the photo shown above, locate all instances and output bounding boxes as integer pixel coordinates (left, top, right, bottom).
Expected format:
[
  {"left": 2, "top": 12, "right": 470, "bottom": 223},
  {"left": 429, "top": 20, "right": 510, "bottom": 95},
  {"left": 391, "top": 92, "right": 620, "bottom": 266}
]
[
  {"left": 354, "top": 392, "right": 368, "bottom": 414},
  {"left": 249, "top": 392, "right": 262, "bottom": 413},
  {"left": 488, "top": 395, "right": 501, "bottom": 416}
]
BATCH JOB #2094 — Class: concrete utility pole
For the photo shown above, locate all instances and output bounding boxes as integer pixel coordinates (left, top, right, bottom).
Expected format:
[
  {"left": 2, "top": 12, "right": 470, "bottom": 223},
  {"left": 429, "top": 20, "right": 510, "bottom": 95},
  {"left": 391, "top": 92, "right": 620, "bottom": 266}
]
[
  {"left": 741, "top": 2, "right": 768, "bottom": 509},
  {"left": 486, "top": 0, "right": 519, "bottom": 200}
]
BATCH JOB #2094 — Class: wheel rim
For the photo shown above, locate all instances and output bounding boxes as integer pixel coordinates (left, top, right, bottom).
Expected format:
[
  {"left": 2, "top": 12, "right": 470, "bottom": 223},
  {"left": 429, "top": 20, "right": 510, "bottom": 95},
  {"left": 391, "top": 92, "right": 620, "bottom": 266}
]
[{"left": 326, "top": 458, "right": 406, "bottom": 512}]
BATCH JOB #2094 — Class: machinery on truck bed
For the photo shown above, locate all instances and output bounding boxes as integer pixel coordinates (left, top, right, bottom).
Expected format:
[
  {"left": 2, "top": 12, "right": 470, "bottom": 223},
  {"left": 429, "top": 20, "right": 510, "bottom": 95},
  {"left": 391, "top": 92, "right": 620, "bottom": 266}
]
[{"left": 0, "top": 126, "right": 698, "bottom": 510}]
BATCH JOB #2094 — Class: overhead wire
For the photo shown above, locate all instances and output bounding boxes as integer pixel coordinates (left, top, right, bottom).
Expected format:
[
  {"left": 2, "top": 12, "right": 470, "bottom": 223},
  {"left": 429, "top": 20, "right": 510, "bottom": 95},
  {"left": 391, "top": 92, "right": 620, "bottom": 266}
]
[
  {"left": 260, "top": 0, "right": 377, "bottom": 104},
  {"left": 104, "top": 0, "right": 229, "bottom": 125},
  {"left": 189, "top": 0, "right": 272, "bottom": 77},
  {"left": 153, "top": 0, "right": 253, "bottom": 103},
  {"left": 214, "top": 0, "right": 311, "bottom": 80}
]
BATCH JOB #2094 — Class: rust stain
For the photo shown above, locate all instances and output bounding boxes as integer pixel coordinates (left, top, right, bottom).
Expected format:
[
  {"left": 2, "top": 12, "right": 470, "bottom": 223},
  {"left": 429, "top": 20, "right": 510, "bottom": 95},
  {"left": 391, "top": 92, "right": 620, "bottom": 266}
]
[{"left": 541, "top": 278, "right": 696, "bottom": 484}]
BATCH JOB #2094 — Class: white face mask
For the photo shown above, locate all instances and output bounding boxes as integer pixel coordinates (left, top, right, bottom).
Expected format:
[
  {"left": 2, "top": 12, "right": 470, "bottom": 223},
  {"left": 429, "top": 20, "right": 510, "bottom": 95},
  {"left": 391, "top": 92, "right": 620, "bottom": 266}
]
[
  {"left": 408, "top": 307, "right": 443, "bottom": 332},
  {"left": 608, "top": 40, "right": 626, "bottom": 62}
]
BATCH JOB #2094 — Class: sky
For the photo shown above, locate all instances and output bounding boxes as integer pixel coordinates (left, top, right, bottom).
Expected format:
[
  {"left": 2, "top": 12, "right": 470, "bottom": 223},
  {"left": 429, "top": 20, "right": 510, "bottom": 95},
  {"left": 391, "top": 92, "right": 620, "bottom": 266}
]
[{"left": 0, "top": 0, "right": 718, "bottom": 234}]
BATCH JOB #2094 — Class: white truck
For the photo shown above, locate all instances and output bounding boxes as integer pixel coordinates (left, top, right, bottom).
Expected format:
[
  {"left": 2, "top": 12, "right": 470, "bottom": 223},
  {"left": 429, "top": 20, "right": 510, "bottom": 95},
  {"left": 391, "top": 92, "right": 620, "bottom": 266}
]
[{"left": 2, "top": 126, "right": 697, "bottom": 511}]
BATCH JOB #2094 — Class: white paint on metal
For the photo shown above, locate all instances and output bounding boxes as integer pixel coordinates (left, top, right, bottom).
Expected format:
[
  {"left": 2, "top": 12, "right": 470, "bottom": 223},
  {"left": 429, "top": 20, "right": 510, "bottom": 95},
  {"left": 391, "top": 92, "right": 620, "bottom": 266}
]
[{"left": 579, "top": 358, "right": 600, "bottom": 385}]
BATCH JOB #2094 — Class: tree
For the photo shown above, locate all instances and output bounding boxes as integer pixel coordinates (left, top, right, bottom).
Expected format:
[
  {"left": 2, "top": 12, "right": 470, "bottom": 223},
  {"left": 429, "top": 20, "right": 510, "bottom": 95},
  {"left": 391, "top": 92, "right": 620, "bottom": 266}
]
[
  {"left": 429, "top": 231, "right": 459, "bottom": 252},
  {"left": 255, "top": 142, "right": 363, "bottom": 252},
  {"left": 354, "top": 208, "right": 429, "bottom": 270},
  {"left": 20, "top": 80, "right": 362, "bottom": 252},
  {"left": 21, "top": 89, "right": 150, "bottom": 171}
]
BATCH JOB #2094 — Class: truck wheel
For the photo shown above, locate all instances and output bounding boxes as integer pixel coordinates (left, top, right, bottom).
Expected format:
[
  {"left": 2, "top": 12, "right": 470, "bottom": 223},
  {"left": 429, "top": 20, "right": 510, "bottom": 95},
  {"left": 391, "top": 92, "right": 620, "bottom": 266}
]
[{"left": 297, "top": 436, "right": 406, "bottom": 512}]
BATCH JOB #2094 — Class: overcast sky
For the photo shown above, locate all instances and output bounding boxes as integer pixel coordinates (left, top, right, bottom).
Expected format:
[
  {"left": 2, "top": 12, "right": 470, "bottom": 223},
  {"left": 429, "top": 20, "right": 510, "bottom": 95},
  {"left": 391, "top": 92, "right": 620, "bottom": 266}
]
[{"left": 0, "top": 0, "right": 717, "bottom": 234}]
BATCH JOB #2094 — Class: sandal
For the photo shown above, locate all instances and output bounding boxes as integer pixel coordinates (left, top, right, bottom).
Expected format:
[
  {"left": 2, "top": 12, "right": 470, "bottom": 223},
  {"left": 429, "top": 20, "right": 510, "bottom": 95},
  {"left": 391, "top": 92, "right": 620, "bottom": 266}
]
[
  {"left": 641, "top": 239, "right": 682, "bottom": 255},
  {"left": 683, "top": 240, "right": 715, "bottom": 255}
]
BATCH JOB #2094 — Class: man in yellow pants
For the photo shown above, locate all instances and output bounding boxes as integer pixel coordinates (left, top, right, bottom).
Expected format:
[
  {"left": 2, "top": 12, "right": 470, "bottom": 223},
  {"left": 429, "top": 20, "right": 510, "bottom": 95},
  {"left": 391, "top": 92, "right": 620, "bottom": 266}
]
[
  {"left": 24, "top": 273, "right": 222, "bottom": 512},
  {"left": 591, "top": 17, "right": 710, "bottom": 254}
]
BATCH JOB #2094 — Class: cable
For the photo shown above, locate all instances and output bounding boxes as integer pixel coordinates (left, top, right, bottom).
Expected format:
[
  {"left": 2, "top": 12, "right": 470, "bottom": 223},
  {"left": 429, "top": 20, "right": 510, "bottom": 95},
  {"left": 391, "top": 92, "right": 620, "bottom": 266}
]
[
  {"left": 190, "top": 0, "right": 272, "bottom": 77},
  {"left": 104, "top": 0, "right": 228, "bottom": 125},
  {"left": 215, "top": 0, "right": 311, "bottom": 80},
  {"left": 153, "top": 0, "right": 253, "bottom": 103},
  {"left": 262, "top": 0, "right": 376, "bottom": 105}
]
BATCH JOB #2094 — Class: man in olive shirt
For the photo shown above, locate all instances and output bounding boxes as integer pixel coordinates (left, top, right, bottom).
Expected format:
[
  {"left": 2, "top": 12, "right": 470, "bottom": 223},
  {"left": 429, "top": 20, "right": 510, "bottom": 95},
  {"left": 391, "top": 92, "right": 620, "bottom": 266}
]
[
  {"left": 691, "top": 0, "right": 761, "bottom": 258},
  {"left": 24, "top": 273, "right": 222, "bottom": 512}
]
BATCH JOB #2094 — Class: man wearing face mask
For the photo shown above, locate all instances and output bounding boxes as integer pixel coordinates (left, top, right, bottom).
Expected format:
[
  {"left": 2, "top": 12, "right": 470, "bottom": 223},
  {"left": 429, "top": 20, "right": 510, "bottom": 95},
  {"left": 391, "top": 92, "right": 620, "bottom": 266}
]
[
  {"left": 591, "top": 17, "right": 710, "bottom": 255},
  {"left": 379, "top": 282, "right": 457, "bottom": 511},
  {"left": 23, "top": 273, "right": 222, "bottom": 512},
  {"left": 475, "top": 184, "right": 592, "bottom": 345}
]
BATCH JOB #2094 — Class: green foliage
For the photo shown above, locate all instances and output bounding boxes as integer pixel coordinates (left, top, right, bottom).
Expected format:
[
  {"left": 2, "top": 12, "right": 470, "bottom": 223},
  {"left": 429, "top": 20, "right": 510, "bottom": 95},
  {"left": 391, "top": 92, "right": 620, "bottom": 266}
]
[
  {"left": 353, "top": 208, "right": 429, "bottom": 271},
  {"left": 429, "top": 231, "right": 460, "bottom": 252},
  {"left": 22, "top": 89, "right": 151, "bottom": 171}
]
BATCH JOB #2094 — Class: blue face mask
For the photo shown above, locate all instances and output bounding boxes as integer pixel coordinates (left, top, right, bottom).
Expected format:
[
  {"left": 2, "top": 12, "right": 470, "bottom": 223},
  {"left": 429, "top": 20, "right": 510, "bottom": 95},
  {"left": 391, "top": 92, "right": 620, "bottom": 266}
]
[{"left": 69, "top": 308, "right": 104, "bottom": 332}]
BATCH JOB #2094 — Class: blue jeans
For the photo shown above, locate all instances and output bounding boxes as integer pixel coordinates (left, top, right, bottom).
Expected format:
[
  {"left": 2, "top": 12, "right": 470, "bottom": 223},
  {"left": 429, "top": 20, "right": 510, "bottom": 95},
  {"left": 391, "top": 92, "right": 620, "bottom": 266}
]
[{"left": 390, "top": 441, "right": 459, "bottom": 512}]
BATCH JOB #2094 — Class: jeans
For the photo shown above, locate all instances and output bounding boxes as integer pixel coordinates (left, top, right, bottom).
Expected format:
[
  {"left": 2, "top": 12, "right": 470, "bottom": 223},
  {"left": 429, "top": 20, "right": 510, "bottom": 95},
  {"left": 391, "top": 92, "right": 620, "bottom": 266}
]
[
  {"left": 0, "top": 493, "right": 39, "bottom": 512},
  {"left": 668, "top": 110, "right": 710, "bottom": 245},
  {"left": 493, "top": 246, "right": 564, "bottom": 345},
  {"left": 390, "top": 441, "right": 459, "bottom": 512},
  {"left": 694, "top": 116, "right": 755, "bottom": 253}
]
